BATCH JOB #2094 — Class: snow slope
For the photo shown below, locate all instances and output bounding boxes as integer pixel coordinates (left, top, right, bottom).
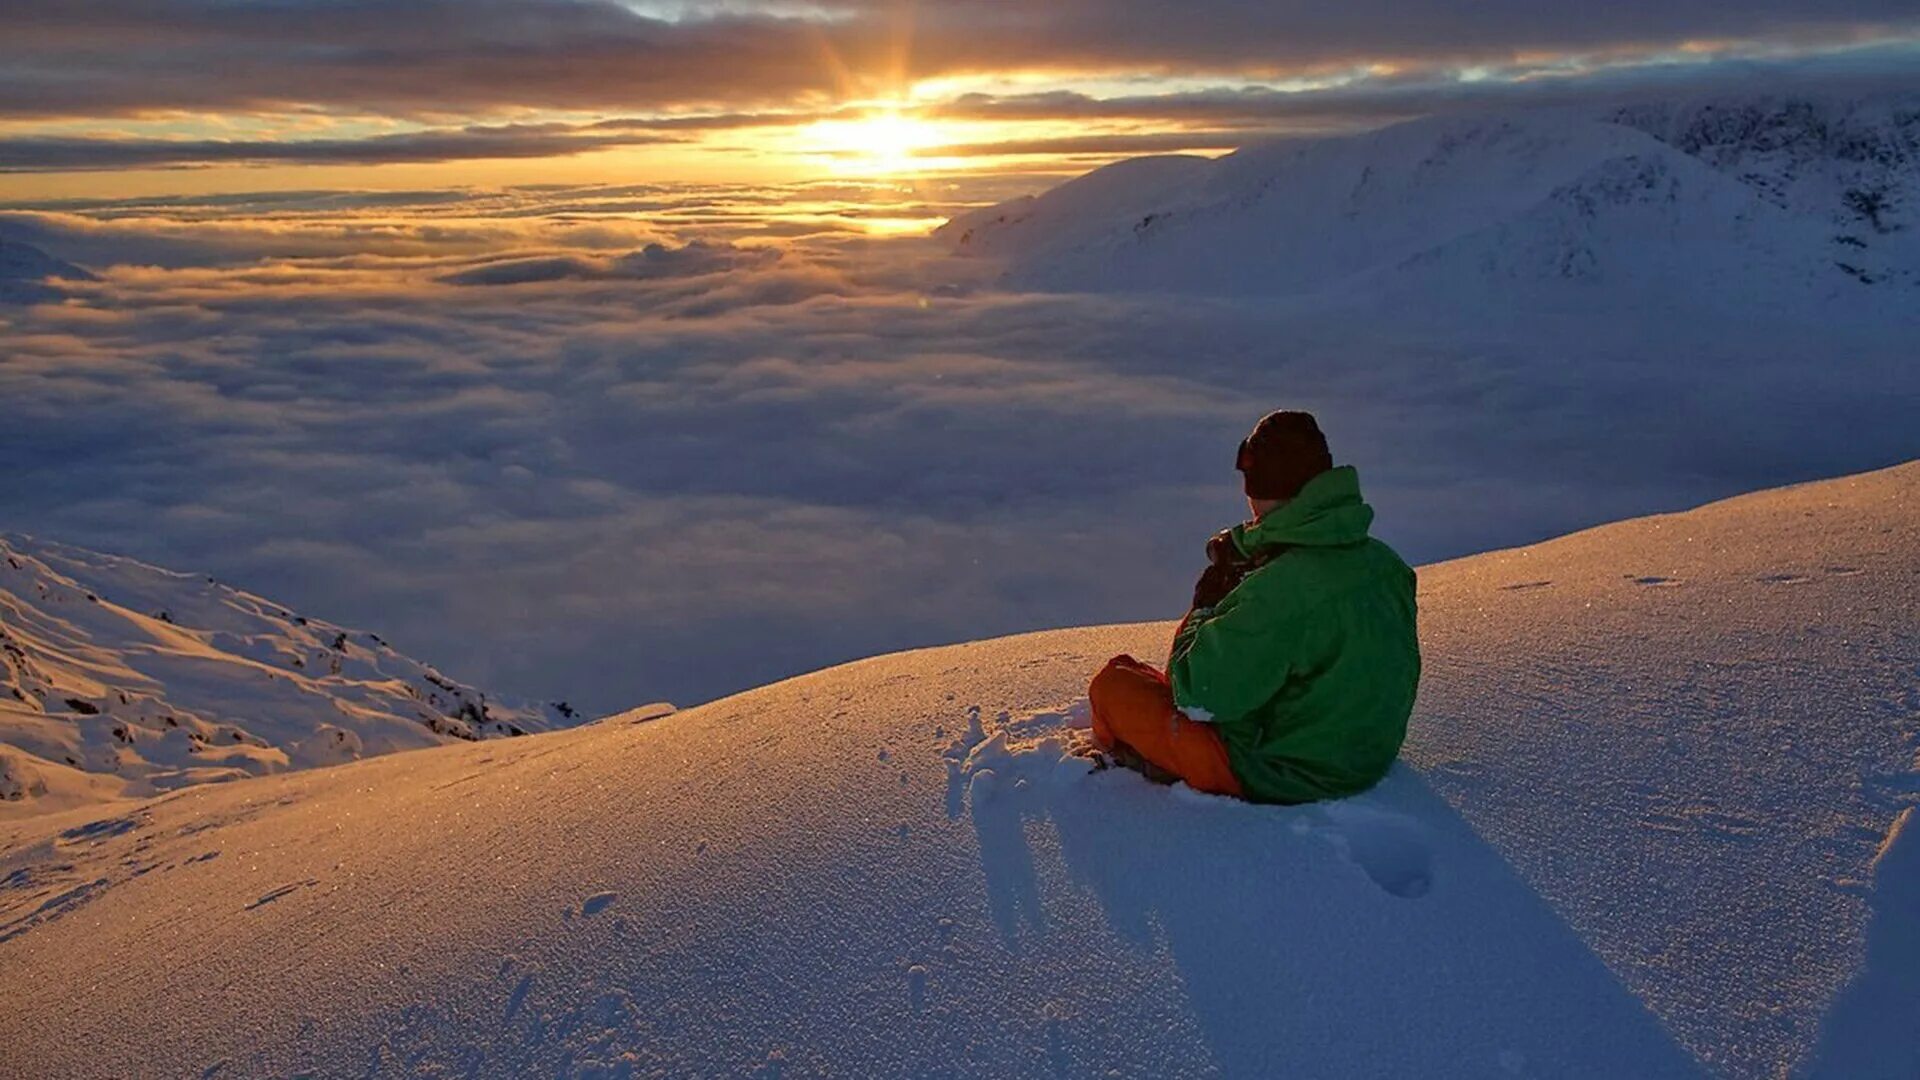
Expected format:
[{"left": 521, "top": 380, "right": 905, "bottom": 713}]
[
  {"left": 0, "top": 534, "right": 582, "bottom": 818},
  {"left": 940, "top": 94, "right": 1920, "bottom": 312},
  {"left": 942, "top": 153, "right": 1215, "bottom": 261},
  {"left": 1, "top": 463, "right": 1915, "bottom": 1078}
]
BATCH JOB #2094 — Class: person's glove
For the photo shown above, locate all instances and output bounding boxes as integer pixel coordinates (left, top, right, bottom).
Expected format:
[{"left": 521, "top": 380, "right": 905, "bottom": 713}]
[
  {"left": 1205, "top": 527, "right": 1243, "bottom": 571},
  {"left": 1192, "top": 561, "right": 1242, "bottom": 610},
  {"left": 1193, "top": 526, "right": 1253, "bottom": 609}
]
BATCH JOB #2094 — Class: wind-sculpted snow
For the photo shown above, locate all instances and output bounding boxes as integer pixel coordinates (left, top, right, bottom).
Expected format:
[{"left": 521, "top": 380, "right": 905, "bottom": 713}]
[
  {"left": 0, "top": 462, "right": 1913, "bottom": 1077},
  {"left": 0, "top": 534, "right": 578, "bottom": 817}
]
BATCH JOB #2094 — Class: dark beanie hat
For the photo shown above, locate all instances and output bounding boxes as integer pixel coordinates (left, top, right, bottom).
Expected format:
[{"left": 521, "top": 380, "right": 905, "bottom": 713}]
[{"left": 1236, "top": 410, "right": 1333, "bottom": 500}]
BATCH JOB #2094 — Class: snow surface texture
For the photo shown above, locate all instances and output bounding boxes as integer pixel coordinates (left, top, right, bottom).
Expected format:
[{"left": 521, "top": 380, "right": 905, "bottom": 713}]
[
  {"left": 941, "top": 93, "right": 1920, "bottom": 314},
  {"left": 1, "top": 463, "right": 1913, "bottom": 1078},
  {"left": 0, "top": 534, "right": 588, "bottom": 818}
]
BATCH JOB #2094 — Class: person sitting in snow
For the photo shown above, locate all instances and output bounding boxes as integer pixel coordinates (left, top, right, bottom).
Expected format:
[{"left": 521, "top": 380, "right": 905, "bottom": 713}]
[{"left": 1088, "top": 410, "right": 1421, "bottom": 803}]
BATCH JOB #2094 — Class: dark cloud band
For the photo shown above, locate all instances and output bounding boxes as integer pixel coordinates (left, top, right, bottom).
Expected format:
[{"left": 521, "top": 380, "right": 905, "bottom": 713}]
[
  {"left": 7, "top": 42, "right": 1916, "bottom": 174},
  {"left": 0, "top": 126, "right": 678, "bottom": 172},
  {"left": 2, "top": 0, "right": 1915, "bottom": 120}
]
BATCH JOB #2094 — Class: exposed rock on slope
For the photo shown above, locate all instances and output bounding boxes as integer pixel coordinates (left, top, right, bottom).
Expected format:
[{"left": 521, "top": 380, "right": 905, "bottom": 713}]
[
  {"left": 1611, "top": 96, "right": 1920, "bottom": 287},
  {"left": 0, "top": 534, "right": 573, "bottom": 816}
]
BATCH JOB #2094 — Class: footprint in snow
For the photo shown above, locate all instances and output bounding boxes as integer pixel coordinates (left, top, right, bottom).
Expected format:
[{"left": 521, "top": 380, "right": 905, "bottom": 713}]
[
  {"left": 1626, "top": 575, "right": 1682, "bottom": 587},
  {"left": 0, "top": 876, "right": 111, "bottom": 944},
  {"left": 968, "top": 769, "right": 998, "bottom": 807},
  {"left": 504, "top": 973, "right": 535, "bottom": 1022},
  {"left": 581, "top": 891, "right": 618, "bottom": 915},
  {"left": 245, "top": 879, "right": 317, "bottom": 911},
  {"left": 1319, "top": 806, "right": 1435, "bottom": 900},
  {"left": 0, "top": 864, "right": 74, "bottom": 893},
  {"left": 56, "top": 815, "right": 140, "bottom": 847},
  {"left": 945, "top": 761, "right": 967, "bottom": 820},
  {"left": 906, "top": 964, "right": 929, "bottom": 1011}
]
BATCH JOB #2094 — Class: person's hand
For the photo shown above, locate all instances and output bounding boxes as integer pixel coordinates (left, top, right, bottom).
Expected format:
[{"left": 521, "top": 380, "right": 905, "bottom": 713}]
[
  {"left": 1192, "top": 561, "right": 1242, "bottom": 609},
  {"left": 1205, "top": 527, "right": 1245, "bottom": 570}
]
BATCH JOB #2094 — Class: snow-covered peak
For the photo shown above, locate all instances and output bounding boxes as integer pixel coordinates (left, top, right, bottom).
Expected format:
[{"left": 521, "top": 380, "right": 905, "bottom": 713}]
[
  {"left": 1607, "top": 94, "right": 1920, "bottom": 287},
  {"left": 1609, "top": 94, "right": 1918, "bottom": 231},
  {"left": 0, "top": 533, "right": 589, "bottom": 816},
  {"left": 946, "top": 92, "right": 1920, "bottom": 301}
]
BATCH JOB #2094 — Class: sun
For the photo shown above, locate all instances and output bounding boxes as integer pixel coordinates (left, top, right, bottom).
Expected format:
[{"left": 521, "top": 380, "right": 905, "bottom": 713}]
[{"left": 801, "top": 109, "right": 945, "bottom": 174}]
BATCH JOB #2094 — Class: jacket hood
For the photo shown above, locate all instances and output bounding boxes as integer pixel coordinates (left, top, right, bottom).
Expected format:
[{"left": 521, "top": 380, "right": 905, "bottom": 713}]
[{"left": 1233, "top": 466, "right": 1374, "bottom": 553}]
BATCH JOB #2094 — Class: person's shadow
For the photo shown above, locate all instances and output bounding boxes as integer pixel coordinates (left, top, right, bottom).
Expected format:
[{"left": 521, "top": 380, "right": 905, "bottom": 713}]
[
  {"left": 963, "top": 754, "right": 1705, "bottom": 1078},
  {"left": 1794, "top": 807, "right": 1920, "bottom": 1079}
]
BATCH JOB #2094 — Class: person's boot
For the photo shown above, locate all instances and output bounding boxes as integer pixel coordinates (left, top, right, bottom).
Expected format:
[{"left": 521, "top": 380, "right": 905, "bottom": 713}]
[{"left": 1105, "top": 739, "right": 1181, "bottom": 786}]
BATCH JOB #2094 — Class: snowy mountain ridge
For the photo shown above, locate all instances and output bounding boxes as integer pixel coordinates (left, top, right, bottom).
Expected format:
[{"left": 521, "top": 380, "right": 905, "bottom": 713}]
[
  {"left": 1610, "top": 95, "right": 1920, "bottom": 285},
  {"left": 1609, "top": 95, "right": 1917, "bottom": 230},
  {"left": 0, "top": 533, "right": 595, "bottom": 817},
  {"left": 941, "top": 92, "right": 1920, "bottom": 303}
]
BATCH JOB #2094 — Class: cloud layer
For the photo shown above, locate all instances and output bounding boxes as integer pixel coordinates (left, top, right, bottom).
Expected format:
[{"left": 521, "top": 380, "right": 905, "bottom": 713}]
[{"left": 3, "top": 180, "right": 1914, "bottom": 712}]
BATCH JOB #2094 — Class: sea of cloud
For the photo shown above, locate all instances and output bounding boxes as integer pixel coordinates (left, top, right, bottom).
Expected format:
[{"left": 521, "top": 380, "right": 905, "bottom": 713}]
[{"left": 2, "top": 179, "right": 1914, "bottom": 712}]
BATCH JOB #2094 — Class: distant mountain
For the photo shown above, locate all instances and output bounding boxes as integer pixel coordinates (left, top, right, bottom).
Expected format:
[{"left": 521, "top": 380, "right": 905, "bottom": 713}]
[
  {"left": 1607, "top": 96, "right": 1920, "bottom": 288},
  {"left": 0, "top": 534, "right": 591, "bottom": 815},
  {"left": 940, "top": 94, "right": 1920, "bottom": 308},
  {"left": 0, "top": 237, "right": 94, "bottom": 304},
  {"left": 942, "top": 153, "right": 1213, "bottom": 261},
  {"left": 1610, "top": 96, "right": 1918, "bottom": 236}
]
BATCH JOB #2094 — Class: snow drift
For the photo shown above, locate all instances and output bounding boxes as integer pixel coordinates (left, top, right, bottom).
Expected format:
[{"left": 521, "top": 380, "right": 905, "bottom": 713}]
[
  {"left": 0, "top": 534, "right": 581, "bottom": 818},
  {"left": 0, "top": 462, "right": 1915, "bottom": 1078}
]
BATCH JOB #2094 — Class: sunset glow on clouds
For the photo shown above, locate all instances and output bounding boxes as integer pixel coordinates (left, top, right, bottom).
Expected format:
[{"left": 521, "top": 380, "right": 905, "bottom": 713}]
[
  {"left": 5, "top": 173, "right": 1915, "bottom": 708},
  {"left": 3, "top": 0, "right": 1918, "bottom": 195}
]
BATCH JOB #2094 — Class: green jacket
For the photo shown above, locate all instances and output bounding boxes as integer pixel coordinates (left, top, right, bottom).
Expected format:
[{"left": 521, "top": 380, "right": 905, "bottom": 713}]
[{"left": 1169, "top": 466, "right": 1420, "bottom": 803}]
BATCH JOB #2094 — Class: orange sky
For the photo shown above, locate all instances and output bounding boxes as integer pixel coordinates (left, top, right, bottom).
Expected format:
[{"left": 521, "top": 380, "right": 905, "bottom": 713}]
[{"left": 2, "top": 2, "right": 1916, "bottom": 202}]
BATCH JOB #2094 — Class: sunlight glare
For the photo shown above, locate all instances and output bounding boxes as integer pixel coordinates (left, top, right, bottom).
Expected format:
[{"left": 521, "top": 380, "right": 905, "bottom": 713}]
[{"left": 802, "top": 109, "right": 946, "bottom": 174}]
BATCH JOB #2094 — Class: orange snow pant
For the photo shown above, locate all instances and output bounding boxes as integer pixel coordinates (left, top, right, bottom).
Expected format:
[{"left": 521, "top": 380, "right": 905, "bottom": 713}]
[{"left": 1088, "top": 654, "right": 1244, "bottom": 798}]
